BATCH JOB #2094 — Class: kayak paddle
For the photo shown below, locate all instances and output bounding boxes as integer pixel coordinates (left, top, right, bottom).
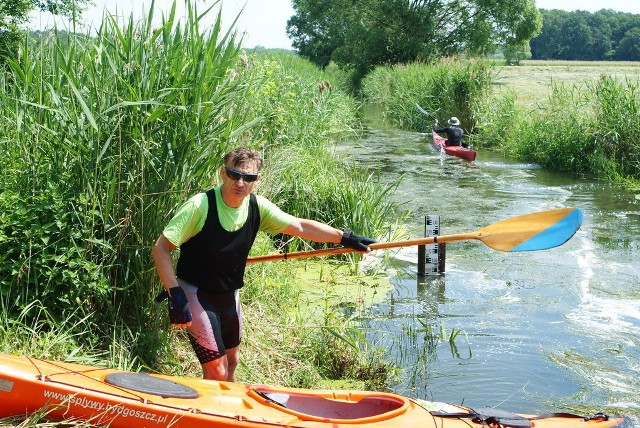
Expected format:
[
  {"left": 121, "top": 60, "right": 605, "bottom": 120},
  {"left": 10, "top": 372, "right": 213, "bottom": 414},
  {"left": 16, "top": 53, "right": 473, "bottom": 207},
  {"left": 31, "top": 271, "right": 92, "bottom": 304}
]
[
  {"left": 415, "top": 103, "right": 432, "bottom": 117},
  {"left": 246, "top": 207, "right": 583, "bottom": 264}
]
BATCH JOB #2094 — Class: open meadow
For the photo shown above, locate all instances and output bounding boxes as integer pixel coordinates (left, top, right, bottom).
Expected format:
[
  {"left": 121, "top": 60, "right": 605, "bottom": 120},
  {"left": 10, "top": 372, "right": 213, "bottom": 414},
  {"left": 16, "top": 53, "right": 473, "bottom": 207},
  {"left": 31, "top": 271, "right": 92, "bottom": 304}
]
[{"left": 493, "top": 60, "right": 640, "bottom": 107}]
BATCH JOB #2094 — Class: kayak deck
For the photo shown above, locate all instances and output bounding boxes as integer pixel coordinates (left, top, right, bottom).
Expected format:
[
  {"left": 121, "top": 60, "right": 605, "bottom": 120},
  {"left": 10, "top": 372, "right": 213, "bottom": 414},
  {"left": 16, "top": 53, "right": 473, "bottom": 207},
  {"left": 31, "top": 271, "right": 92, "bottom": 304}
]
[{"left": 0, "top": 353, "right": 625, "bottom": 428}]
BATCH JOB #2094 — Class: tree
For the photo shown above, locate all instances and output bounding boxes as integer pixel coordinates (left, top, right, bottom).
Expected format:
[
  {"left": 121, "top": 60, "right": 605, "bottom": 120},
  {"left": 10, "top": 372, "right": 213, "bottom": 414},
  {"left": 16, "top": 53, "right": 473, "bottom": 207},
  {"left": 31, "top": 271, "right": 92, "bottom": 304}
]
[
  {"left": 562, "top": 14, "right": 595, "bottom": 60},
  {"left": 530, "top": 10, "right": 568, "bottom": 59},
  {"left": 287, "top": 0, "right": 542, "bottom": 86},
  {"left": 585, "top": 12, "right": 613, "bottom": 60},
  {"left": 0, "top": 0, "right": 90, "bottom": 61},
  {"left": 503, "top": 41, "right": 532, "bottom": 65},
  {"left": 614, "top": 27, "right": 640, "bottom": 60},
  {"left": 531, "top": 9, "right": 640, "bottom": 61}
]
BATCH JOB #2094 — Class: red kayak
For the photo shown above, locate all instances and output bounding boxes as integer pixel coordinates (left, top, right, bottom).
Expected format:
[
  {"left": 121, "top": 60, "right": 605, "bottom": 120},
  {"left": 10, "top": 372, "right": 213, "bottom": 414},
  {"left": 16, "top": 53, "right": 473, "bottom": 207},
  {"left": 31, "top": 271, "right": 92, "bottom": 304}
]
[{"left": 432, "top": 130, "right": 477, "bottom": 161}]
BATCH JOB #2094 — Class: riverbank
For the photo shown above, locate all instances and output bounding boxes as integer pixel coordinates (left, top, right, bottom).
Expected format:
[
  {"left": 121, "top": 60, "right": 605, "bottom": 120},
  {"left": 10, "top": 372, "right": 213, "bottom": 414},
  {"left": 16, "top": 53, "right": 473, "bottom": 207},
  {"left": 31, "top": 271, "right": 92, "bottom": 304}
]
[{"left": 241, "top": 259, "right": 396, "bottom": 390}]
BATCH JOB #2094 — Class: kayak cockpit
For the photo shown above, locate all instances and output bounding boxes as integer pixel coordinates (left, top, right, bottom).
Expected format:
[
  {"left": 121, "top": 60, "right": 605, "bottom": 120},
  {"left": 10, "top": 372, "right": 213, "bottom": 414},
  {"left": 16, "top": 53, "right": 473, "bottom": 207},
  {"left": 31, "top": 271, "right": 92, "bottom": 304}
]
[
  {"left": 103, "top": 372, "right": 409, "bottom": 422},
  {"left": 250, "top": 388, "right": 408, "bottom": 422}
]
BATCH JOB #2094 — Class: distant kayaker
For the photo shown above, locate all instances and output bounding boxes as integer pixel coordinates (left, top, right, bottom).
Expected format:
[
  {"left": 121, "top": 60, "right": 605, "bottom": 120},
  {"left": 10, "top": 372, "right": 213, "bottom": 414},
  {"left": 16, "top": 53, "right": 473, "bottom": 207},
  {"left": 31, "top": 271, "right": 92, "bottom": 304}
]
[
  {"left": 432, "top": 117, "right": 467, "bottom": 148},
  {"left": 152, "top": 147, "right": 375, "bottom": 382}
]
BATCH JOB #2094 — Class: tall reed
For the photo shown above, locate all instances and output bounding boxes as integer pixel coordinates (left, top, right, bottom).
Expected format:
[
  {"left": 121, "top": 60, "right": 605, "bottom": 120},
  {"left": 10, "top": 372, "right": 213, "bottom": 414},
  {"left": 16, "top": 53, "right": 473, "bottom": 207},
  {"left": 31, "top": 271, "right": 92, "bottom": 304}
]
[
  {"left": 258, "top": 145, "right": 404, "bottom": 251},
  {"left": 1, "top": 1, "right": 243, "bottom": 360},
  {"left": 590, "top": 76, "right": 640, "bottom": 180},
  {"left": 361, "top": 59, "right": 495, "bottom": 133}
]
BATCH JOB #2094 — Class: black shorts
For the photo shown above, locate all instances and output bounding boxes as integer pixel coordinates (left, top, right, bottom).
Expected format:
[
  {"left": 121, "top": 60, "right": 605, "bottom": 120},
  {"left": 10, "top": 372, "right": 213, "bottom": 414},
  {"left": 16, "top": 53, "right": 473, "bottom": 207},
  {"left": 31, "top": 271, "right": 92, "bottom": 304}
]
[{"left": 179, "top": 280, "right": 242, "bottom": 364}]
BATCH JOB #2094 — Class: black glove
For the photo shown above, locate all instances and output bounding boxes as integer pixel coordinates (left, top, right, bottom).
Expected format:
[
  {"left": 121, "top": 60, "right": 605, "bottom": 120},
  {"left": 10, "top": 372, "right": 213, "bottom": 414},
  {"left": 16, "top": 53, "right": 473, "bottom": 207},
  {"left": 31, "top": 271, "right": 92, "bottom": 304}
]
[
  {"left": 167, "top": 286, "right": 192, "bottom": 326},
  {"left": 340, "top": 229, "right": 376, "bottom": 252}
]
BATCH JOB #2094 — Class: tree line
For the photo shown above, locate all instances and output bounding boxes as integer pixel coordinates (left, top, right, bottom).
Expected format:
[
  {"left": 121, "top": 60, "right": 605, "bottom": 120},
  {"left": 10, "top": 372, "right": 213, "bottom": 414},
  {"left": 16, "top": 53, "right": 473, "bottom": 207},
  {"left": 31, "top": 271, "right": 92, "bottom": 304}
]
[
  {"left": 531, "top": 9, "right": 640, "bottom": 61},
  {"left": 287, "top": 0, "right": 542, "bottom": 87}
]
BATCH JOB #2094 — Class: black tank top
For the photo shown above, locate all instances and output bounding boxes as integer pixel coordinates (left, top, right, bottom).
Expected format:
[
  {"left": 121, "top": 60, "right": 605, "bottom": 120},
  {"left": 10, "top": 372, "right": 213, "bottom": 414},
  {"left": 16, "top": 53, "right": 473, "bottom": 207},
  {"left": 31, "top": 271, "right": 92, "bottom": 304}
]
[{"left": 176, "top": 190, "right": 260, "bottom": 294}]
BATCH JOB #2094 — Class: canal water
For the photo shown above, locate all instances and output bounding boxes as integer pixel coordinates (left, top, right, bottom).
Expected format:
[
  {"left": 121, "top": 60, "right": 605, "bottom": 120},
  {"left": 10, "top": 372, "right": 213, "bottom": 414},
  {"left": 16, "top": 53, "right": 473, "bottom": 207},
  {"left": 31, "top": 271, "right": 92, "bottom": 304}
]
[{"left": 336, "top": 113, "right": 640, "bottom": 425}]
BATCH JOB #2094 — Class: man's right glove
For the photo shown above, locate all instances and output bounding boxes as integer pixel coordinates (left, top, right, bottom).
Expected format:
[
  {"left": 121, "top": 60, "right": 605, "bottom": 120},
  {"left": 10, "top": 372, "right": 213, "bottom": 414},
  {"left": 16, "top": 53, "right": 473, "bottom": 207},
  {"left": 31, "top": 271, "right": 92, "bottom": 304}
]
[
  {"left": 167, "top": 286, "right": 192, "bottom": 327},
  {"left": 340, "top": 229, "right": 376, "bottom": 252}
]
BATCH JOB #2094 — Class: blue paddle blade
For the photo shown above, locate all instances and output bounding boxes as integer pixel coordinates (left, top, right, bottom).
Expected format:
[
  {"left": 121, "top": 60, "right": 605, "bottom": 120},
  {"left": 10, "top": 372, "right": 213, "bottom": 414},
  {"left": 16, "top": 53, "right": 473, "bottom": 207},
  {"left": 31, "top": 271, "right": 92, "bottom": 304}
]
[{"left": 510, "top": 208, "right": 583, "bottom": 252}]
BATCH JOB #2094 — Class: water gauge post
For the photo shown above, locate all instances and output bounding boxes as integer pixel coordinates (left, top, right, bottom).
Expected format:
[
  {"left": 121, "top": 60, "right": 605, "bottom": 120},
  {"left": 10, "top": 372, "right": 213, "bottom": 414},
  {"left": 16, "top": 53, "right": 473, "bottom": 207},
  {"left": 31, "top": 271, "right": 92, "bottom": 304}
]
[{"left": 417, "top": 215, "right": 446, "bottom": 275}]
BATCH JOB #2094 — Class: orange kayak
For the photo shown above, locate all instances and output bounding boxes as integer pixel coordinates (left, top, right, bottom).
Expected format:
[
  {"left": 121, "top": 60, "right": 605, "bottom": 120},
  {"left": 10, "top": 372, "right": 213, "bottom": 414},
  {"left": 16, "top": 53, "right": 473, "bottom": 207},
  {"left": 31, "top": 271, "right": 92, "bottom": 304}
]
[
  {"left": 432, "top": 130, "right": 477, "bottom": 161},
  {"left": 0, "top": 353, "right": 624, "bottom": 428}
]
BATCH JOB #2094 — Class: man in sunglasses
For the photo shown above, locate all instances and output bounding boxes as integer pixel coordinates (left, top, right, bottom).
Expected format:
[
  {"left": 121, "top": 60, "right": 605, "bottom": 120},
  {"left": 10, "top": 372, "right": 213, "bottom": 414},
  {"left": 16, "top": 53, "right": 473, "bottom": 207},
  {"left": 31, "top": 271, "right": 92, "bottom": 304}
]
[{"left": 152, "top": 147, "right": 375, "bottom": 382}]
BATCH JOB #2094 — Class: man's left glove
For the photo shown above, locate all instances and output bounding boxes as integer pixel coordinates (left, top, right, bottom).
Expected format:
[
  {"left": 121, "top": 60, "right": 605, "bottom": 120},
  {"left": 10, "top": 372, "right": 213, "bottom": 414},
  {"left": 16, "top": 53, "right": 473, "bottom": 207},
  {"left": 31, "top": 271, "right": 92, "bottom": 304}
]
[
  {"left": 167, "top": 286, "right": 192, "bottom": 327},
  {"left": 340, "top": 229, "right": 376, "bottom": 252}
]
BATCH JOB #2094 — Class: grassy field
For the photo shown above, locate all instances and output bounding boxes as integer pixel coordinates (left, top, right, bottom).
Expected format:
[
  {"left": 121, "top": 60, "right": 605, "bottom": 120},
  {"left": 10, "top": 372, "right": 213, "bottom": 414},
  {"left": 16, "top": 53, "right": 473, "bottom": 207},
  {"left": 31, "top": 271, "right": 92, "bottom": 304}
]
[{"left": 493, "top": 60, "right": 640, "bottom": 107}]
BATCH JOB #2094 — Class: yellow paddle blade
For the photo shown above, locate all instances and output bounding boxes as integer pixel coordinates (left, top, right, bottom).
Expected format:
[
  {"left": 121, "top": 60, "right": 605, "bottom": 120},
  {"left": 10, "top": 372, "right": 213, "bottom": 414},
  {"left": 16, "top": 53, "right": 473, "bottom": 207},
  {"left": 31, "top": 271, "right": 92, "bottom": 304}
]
[{"left": 475, "top": 207, "right": 583, "bottom": 252}]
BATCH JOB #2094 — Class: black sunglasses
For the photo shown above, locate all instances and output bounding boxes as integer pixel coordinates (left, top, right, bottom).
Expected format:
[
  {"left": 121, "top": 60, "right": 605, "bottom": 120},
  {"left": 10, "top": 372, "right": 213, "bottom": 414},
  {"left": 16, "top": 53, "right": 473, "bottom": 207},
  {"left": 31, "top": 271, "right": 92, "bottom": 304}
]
[{"left": 225, "top": 167, "right": 259, "bottom": 183}]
